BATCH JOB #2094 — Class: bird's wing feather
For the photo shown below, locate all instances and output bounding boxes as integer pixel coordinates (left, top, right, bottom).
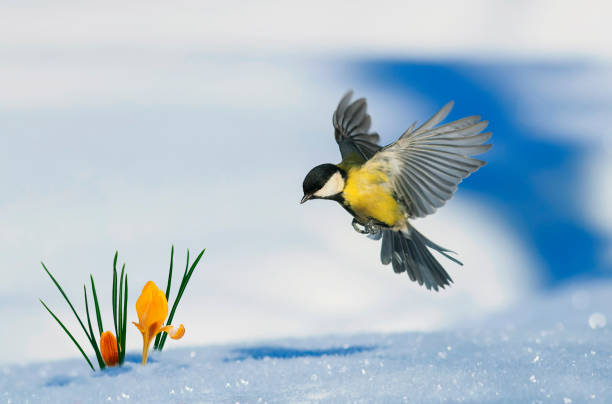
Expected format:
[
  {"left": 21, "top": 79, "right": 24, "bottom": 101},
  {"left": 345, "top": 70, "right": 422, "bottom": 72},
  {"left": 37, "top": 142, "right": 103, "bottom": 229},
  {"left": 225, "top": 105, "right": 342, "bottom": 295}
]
[
  {"left": 366, "top": 101, "right": 492, "bottom": 219},
  {"left": 333, "top": 90, "right": 381, "bottom": 162}
]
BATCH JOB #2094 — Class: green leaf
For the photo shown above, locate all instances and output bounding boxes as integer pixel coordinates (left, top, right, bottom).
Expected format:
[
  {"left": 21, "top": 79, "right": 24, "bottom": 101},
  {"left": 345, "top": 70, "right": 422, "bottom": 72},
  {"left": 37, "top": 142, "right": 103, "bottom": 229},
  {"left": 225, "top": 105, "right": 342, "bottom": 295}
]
[
  {"left": 90, "top": 275, "right": 103, "bottom": 336},
  {"left": 112, "top": 253, "right": 118, "bottom": 339},
  {"left": 40, "top": 299, "right": 95, "bottom": 372},
  {"left": 84, "top": 285, "right": 106, "bottom": 369},
  {"left": 155, "top": 245, "right": 174, "bottom": 350},
  {"left": 183, "top": 249, "right": 190, "bottom": 278},
  {"left": 118, "top": 265, "right": 124, "bottom": 352},
  {"left": 165, "top": 245, "right": 174, "bottom": 300},
  {"left": 184, "top": 248, "right": 205, "bottom": 285},
  {"left": 120, "top": 274, "right": 128, "bottom": 364},
  {"left": 159, "top": 248, "right": 205, "bottom": 351},
  {"left": 41, "top": 262, "right": 93, "bottom": 345}
]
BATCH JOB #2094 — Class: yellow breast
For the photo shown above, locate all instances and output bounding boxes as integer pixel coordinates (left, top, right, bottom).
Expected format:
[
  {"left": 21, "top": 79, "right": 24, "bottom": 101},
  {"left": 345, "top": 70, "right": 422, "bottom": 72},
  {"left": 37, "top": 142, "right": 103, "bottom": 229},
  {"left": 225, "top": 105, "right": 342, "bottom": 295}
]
[{"left": 343, "top": 165, "right": 403, "bottom": 227}]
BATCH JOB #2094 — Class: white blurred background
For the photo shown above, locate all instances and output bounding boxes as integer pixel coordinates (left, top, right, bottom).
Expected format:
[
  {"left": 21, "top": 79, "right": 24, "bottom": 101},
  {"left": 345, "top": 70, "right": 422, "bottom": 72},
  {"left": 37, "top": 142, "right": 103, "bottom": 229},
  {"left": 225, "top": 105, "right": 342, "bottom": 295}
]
[{"left": 1, "top": 1, "right": 611, "bottom": 364}]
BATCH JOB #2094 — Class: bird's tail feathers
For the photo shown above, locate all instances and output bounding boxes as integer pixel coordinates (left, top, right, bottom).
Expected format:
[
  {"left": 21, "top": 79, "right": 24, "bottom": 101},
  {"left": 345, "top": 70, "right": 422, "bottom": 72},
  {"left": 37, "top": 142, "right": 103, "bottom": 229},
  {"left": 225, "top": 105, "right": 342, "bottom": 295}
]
[
  {"left": 380, "top": 225, "right": 461, "bottom": 291},
  {"left": 406, "top": 226, "right": 463, "bottom": 266}
]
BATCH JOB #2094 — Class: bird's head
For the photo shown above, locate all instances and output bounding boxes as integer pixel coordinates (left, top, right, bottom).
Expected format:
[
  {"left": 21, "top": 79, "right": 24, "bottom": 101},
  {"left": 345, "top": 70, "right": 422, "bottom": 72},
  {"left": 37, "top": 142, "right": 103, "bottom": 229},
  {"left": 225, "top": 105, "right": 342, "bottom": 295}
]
[{"left": 301, "top": 164, "right": 345, "bottom": 204}]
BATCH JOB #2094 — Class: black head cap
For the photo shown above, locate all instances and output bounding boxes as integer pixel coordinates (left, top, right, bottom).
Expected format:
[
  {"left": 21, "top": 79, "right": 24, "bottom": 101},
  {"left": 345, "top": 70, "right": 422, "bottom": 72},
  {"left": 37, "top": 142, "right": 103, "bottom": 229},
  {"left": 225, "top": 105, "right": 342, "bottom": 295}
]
[{"left": 301, "top": 163, "right": 342, "bottom": 203}]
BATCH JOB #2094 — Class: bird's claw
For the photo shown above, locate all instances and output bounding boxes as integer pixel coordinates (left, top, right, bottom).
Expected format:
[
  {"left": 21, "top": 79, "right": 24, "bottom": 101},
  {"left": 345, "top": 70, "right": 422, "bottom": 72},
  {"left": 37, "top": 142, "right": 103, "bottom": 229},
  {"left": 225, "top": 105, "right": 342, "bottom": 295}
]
[
  {"left": 366, "top": 221, "right": 381, "bottom": 235},
  {"left": 352, "top": 219, "right": 381, "bottom": 236},
  {"left": 352, "top": 218, "right": 369, "bottom": 234}
]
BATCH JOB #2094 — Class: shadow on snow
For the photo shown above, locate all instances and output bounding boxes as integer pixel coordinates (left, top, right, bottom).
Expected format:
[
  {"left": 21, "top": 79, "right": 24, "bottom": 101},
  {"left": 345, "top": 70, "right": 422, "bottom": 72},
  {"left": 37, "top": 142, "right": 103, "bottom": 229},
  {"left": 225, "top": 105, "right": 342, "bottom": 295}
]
[{"left": 226, "top": 345, "right": 376, "bottom": 361}]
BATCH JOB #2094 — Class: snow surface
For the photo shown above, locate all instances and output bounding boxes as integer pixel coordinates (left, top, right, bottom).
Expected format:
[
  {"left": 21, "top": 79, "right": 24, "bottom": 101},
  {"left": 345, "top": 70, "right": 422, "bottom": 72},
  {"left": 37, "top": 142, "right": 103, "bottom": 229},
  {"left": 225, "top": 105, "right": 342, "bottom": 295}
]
[{"left": 2, "top": 282, "right": 611, "bottom": 403}]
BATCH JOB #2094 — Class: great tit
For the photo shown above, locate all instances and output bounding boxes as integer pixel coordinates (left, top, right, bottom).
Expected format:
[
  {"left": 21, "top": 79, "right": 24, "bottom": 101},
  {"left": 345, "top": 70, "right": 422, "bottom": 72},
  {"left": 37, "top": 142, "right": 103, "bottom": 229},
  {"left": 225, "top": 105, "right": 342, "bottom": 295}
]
[{"left": 301, "top": 91, "right": 491, "bottom": 291}]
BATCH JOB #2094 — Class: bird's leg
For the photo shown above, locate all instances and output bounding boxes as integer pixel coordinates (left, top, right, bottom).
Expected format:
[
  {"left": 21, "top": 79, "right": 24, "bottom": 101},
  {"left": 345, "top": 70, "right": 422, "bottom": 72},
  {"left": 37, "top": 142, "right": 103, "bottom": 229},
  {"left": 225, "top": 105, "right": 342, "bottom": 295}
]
[{"left": 351, "top": 218, "right": 369, "bottom": 234}]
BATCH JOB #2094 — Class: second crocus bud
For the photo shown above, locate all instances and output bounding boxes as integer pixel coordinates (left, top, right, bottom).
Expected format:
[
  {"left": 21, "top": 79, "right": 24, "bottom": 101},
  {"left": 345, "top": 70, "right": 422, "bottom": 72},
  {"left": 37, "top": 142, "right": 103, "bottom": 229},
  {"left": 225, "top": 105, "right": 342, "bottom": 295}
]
[{"left": 99, "top": 331, "right": 119, "bottom": 367}]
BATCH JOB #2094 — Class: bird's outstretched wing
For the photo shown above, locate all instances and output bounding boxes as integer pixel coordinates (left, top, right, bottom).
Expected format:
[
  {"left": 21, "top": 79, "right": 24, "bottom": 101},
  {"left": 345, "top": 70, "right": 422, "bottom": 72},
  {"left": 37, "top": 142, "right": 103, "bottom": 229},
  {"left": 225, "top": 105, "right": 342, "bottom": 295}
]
[
  {"left": 365, "top": 101, "right": 492, "bottom": 219},
  {"left": 333, "top": 91, "right": 381, "bottom": 162}
]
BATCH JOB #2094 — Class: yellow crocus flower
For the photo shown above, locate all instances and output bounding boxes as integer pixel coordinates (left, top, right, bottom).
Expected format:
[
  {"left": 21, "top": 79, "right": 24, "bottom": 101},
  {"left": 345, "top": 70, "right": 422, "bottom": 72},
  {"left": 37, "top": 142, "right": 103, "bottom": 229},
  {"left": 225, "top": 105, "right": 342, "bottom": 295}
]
[{"left": 133, "top": 281, "right": 185, "bottom": 365}]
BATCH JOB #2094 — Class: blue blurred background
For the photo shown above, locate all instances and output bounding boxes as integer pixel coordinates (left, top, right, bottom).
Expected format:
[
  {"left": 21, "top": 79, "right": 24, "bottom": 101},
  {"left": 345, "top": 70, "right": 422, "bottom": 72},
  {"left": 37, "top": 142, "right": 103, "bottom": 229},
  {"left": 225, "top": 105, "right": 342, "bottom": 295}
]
[
  {"left": 361, "top": 61, "right": 611, "bottom": 283},
  {"left": 1, "top": 1, "right": 611, "bottom": 364}
]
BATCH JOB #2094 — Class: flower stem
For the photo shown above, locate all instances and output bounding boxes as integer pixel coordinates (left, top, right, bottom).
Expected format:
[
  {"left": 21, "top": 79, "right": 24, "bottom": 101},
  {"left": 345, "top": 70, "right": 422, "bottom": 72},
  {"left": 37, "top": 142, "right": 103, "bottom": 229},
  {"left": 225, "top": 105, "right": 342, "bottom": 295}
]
[{"left": 142, "top": 334, "right": 152, "bottom": 365}]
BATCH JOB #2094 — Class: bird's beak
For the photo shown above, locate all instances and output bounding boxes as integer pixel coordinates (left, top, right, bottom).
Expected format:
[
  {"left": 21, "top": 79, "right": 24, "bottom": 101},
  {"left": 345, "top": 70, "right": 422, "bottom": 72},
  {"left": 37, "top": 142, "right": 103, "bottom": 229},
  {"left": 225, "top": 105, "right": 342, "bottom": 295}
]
[{"left": 300, "top": 193, "right": 313, "bottom": 204}]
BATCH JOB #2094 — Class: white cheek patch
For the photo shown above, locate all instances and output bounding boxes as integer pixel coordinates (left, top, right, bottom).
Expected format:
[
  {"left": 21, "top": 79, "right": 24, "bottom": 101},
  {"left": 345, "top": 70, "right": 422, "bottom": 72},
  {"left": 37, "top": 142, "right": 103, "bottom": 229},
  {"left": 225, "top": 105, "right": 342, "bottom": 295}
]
[{"left": 314, "top": 171, "right": 345, "bottom": 198}]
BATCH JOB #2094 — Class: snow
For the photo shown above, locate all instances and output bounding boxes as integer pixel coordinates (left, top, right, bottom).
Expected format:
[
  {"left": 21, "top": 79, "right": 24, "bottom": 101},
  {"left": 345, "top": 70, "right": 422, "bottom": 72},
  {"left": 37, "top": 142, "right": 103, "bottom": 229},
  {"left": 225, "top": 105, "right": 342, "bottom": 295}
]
[{"left": 3, "top": 281, "right": 611, "bottom": 403}]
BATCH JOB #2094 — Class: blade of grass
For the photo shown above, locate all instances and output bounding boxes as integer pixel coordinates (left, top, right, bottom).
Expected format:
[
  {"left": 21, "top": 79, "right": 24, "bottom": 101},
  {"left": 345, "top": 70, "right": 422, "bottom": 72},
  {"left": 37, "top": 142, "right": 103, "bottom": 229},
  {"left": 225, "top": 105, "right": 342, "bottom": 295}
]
[
  {"left": 158, "top": 248, "right": 190, "bottom": 350},
  {"left": 159, "top": 248, "right": 188, "bottom": 351},
  {"left": 183, "top": 249, "right": 205, "bottom": 286},
  {"left": 41, "top": 262, "right": 93, "bottom": 345},
  {"left": 159, "top": 248, "right": 205, "bottom": 350},
  {"left": 116, "top": 263, "right": 125, "bottom": 362},
  {"left": 84, "top": 286, "right": 106, "bottom": 369},
  {"left": 183, "top": 249, "right": 190, "bottom": 278},
  {"left": 118, "top": 265, "right": 124, "bottom": 351},
  {"left": 120, "top": 274, "right": 128, "bottom": 364},
  {"left": 40, "top": 299, "right": 95, "bottom": 372},
  {"left": 112, "top": 252, "right": 118, "bottom": 339},
  {"left": 154, "top": 245, "right": 174, "bottom": 350},
  {"left": 174, "top": 249, "right": 205, "bottom": 307},
  {"left": 165, "top": 245, "right": 174, "bottom": 300},
  {"left": 90, "top": 275, "right": 103, "bottom": 336}
]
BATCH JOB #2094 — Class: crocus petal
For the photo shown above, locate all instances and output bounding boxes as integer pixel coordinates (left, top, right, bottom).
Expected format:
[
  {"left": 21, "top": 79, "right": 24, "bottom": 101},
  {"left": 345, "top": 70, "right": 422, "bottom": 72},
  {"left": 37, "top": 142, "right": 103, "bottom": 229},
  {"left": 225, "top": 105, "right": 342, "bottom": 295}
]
[
  {"left": 161, "top": 324, "right": 185, "bottom": 340},
  {"left": 135, "top": 281, "right": 168, "bottom": 335},
  {"left": 148, "top": 321, "right": 164, "bottom": 339},
  {"left": 135, "top": 281, "right": 154, "bottom": 324},
  {"left": 132, "top": 321, "right": 145, "bottom": 334},
  {"left": 99, "top": 331, "right": 119, "bottom": 367}
]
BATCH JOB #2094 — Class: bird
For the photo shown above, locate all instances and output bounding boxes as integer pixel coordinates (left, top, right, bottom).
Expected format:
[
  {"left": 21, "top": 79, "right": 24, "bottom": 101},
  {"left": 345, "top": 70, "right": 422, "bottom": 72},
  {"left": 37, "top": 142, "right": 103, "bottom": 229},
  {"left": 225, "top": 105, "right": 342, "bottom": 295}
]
[{"left": 300, "top": 91, "right": 492, "bottom": 291}]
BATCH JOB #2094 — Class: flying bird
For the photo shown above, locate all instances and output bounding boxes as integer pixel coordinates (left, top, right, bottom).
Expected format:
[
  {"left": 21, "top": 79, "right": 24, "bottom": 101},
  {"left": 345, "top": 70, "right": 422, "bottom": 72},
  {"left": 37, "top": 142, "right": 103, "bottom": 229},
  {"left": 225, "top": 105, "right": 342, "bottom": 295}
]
[{"left": 301, "top": 91, "right": 492, "bottom": 291}]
